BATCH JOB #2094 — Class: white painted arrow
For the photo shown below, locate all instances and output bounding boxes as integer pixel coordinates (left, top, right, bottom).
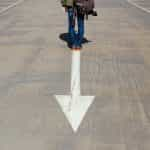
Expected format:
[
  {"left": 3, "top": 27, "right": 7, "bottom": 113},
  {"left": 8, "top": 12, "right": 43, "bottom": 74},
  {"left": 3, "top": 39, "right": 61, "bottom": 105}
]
[{"left": 55, "top": 50, "right": 95, "bottom": 133}]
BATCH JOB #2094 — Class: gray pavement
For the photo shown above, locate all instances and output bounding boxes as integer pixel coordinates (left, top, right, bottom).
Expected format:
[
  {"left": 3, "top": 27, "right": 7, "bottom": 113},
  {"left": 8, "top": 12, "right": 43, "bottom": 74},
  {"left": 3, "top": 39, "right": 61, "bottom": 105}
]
[
  {"left": 0, "top": 0, "right": 20, "bottom": 11},
  {"left": 129, "top": 0, "right": 150, "bottom": 11},
  {"left": 0, "top": 0, "right": 150, "bottom": 149}
]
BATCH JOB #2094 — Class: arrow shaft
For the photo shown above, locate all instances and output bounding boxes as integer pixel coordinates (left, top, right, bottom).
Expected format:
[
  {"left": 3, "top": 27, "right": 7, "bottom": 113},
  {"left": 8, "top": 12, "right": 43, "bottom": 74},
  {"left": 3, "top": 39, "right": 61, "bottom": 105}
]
[
  {"left": 55, "top": 50, "right": 95, "bottom": 132},
  {"left": 71, "top": 51, "right": 81, "bottom": 97}
]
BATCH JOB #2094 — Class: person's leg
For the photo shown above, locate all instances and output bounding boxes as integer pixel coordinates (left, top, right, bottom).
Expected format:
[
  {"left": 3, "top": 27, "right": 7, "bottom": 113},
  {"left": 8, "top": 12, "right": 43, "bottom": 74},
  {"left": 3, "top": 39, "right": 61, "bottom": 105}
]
[
  {"left": 68, "top": 8, "right": 76, "bottom": 47},
  {"left": 77, "top": 12, "right": 84, "bottom": 48}
]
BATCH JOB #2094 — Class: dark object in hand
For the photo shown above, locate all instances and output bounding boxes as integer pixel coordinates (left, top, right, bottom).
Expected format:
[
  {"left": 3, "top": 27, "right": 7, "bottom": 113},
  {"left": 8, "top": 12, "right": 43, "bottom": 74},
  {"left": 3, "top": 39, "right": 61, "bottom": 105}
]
[
  {"left": 88, "top": 10, "right": 98, "bottom": 16},
  {"left": 91, "top": 10, "right": 98, "bottom": 16}
]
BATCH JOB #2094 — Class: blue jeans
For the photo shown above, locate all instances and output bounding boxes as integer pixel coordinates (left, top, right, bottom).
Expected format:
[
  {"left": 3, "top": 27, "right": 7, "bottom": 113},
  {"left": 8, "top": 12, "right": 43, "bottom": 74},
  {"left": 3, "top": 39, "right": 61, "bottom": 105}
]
[{"left": 68, "top": 8, "right": 84, "bottom": 47}]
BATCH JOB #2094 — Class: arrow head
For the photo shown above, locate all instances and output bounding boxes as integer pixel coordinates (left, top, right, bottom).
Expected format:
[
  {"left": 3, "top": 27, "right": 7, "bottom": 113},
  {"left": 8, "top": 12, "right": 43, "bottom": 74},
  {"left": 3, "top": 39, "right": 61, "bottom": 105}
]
[{"left": 55, "top": 95, "right": 95, "bottom": 133}]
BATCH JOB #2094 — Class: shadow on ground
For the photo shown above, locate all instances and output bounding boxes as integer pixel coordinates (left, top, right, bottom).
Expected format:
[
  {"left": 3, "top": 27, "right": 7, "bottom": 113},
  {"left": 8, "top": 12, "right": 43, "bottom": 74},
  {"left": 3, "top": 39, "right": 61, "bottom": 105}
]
[{"left": 59, "top": 33, "right": 91, "bottom": 48}]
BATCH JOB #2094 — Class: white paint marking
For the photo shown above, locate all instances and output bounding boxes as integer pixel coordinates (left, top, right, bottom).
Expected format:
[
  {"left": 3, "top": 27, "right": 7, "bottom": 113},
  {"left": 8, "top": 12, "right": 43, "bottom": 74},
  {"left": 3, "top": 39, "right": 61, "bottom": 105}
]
[
  {"left": 55, "top": 51, "right": 95, "bottom": 133},
  {"left": 0, "top": 0, "right": 25, "bottom": 15},
  {"left": 127, "top": 0, "right": 150, "bottom": 14},
  {"left": 71, "top": 51, "right": 81, "bottom": 97},
  {"left": 55, "top": 95, "right": 95, "bottom": 132}
]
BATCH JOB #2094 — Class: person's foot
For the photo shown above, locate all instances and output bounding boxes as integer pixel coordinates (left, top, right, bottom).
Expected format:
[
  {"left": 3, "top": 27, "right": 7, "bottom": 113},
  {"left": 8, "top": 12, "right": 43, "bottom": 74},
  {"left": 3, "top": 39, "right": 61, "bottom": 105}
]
[
  {"left": 71, "top": 44, "right": 76, "bottom": 50},
  {"left": 71, "top": 45, "right": 82, "bottom": 50},
  {"left": 76, "top": 45, "right": 82, "bottom": 50}
]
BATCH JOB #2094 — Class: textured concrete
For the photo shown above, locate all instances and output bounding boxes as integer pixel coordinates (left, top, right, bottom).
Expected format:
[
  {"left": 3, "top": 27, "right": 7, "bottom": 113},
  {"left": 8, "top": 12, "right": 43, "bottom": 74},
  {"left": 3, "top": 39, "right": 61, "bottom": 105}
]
[
  {"left": 0, "top": 0, "right": 150, "bottom": 149},
  {"left": 0, "top": 0, "right": 20, "bottom": 11},
  {"left": 129, "top": 0, "right": 150, "bottom": 12}
]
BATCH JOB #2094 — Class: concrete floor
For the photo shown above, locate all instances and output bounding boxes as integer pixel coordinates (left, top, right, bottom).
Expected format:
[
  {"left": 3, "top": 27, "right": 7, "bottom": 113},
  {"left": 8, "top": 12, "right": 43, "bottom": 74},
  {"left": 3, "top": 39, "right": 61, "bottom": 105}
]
[
  {"left": 0, "top": 0, "right": 20, "bottom": 11},
  {"left": 0, "top": 0, "right": 150, "bottom": 149},
  {"left": 129, "top": 0, "right": 150, "bottom": 12}
]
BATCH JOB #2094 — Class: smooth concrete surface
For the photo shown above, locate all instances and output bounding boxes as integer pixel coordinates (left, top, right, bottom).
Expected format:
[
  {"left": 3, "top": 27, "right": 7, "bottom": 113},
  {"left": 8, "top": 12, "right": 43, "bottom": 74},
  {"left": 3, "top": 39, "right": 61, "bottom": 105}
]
[
  {"left": 0, "top": 0, "right": 19, "bottom": 11},
  {"left": 0, "top": 0, "right": 150, "bottom": 149},
  {"left": 129, "top": 0, "right": 150, "bottom": 12}
]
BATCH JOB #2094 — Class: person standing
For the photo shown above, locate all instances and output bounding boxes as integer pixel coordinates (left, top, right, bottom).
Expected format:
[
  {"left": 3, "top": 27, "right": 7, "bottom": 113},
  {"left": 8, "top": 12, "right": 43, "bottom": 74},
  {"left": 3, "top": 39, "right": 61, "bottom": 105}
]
[{"left": 61, "top": 0, "right": 97, "bottom": 50}]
